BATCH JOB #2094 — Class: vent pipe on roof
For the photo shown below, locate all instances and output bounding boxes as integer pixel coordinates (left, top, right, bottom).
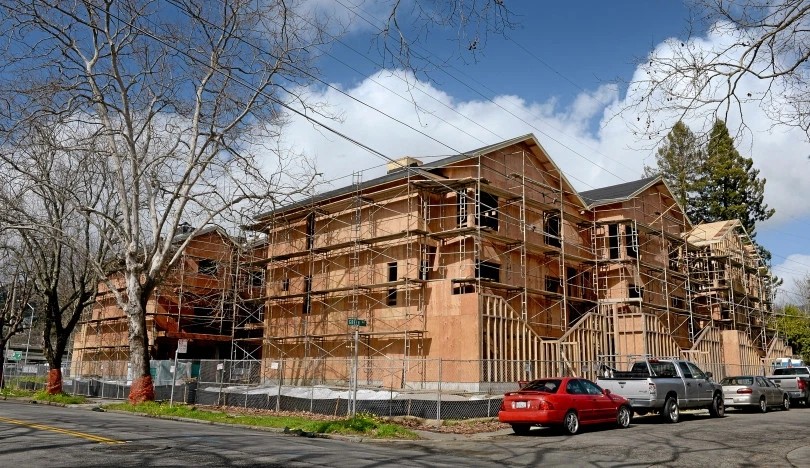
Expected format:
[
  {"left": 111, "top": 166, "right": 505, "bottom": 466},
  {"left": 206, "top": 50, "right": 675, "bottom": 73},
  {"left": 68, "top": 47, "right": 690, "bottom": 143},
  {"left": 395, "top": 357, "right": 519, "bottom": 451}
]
[{"left": 386, "top": 157, "right": 423, "bottom": 174}]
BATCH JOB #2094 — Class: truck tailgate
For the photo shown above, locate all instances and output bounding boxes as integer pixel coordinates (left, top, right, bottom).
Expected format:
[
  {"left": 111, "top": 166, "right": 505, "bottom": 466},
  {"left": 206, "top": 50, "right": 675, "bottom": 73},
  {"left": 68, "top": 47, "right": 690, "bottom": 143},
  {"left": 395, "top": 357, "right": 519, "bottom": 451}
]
[{"left": 599, "top": 379, "right": 652, "bottom": 401}]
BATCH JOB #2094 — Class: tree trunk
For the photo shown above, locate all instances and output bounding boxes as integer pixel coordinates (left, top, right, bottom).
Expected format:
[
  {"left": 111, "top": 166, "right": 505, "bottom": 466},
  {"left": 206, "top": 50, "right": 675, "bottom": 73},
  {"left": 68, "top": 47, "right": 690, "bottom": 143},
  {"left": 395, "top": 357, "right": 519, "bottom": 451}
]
[
  {"left": 45, "top": 351, "right": 63, "bottom": 394},
  {"left": 46, "top": 368, "right": 62, "bottom": 395},
  {"left": 125, "top": 268, "right": 154, "bottom": 404},
  {"left": 0, "top": 353, "right": 5, "bottom": 389}
]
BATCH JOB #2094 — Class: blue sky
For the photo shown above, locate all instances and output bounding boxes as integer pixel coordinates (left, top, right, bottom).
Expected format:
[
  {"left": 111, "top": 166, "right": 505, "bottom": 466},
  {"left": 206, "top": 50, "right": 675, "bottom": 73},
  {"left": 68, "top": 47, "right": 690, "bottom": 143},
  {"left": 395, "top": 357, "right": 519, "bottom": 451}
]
[{"left": 282, "top": 1, "right": 809, "bottom": 302}]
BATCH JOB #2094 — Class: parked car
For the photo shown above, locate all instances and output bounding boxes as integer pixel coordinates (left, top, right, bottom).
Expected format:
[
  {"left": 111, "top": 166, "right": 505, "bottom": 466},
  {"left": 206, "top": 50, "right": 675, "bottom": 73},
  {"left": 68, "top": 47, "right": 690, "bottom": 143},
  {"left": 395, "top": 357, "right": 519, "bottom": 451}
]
[
  {"left": 498, "top": 377, "right": 632, "bottom": 435},
  {"left": 596, "top": 358, "right": 724, "bottom": 423},
  {"left": 721, "top": 375, "right": 790, "bottom": 412},
  {"left": 766, "top": 366, "right": 810, "bottom": 406}
]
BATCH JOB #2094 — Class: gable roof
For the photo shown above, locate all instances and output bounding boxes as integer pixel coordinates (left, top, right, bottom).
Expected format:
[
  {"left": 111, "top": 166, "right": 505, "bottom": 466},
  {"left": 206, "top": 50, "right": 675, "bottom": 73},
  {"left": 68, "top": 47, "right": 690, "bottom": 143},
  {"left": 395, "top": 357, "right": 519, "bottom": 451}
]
[
  {"left": 686, "top": 219, "right": 742, "bottom": 245},
  {"left": 253, "top": 134, "right": 587, "bottom": 222},
  {"left": 579, "top": 176, "right": 661, "bottom": 206}
]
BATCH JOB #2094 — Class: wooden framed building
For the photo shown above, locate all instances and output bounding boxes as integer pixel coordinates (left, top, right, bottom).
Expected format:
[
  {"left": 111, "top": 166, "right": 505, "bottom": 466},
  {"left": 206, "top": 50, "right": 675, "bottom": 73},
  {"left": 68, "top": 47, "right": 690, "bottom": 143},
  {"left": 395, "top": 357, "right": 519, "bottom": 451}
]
[
  {"left": 248, "top": 134, "right": 786, "bottom": 388},
  {"left": 70, "top": 226, "right": 263, "bottom": 379},
  {"left": 71, "top": 134, "right": 788, "bottom": 388}
]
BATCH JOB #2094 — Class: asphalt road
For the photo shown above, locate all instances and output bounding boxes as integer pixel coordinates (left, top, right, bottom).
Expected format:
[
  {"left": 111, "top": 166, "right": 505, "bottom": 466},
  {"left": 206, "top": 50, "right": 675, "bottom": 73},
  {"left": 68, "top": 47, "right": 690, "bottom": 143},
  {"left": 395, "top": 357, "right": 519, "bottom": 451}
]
[{"left": 2, "top": 400, "right": 810, "bottom": 467}]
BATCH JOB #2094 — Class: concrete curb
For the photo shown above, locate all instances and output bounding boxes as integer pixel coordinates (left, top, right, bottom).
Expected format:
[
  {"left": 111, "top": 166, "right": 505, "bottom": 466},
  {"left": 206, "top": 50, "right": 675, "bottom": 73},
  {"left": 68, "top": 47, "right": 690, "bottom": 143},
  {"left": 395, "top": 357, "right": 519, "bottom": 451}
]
[
  {"left": 2, "top": 397, "right": 509, "bottom": 443},
  {"left": 0, "top": 396, "right": 68, "bottom": 407}
]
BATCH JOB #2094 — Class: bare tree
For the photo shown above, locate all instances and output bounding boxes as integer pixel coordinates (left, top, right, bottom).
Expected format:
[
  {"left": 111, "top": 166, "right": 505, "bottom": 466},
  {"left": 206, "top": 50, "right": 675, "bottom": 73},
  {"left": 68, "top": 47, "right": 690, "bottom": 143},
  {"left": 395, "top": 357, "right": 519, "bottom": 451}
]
[
  {"left": 0, "top": 247, "right": 36, "bottom": 388},
  {"left": 622, "top": 0, "right": 810, "bottom": 142},
  {"left": 0, "top": 120, "right": 116, "bottom": 394},
  {"left": 374, "top": 0, "right": 514, "bottom": 73},
  {"left": 0, "top": 0, "right": 323, "bottom": 403},
  {"left": 0, "top": 0, "right": 513, "bottom": 403},
  {"left": 795, "top": 273, "right": 810, "bottom": 313}
]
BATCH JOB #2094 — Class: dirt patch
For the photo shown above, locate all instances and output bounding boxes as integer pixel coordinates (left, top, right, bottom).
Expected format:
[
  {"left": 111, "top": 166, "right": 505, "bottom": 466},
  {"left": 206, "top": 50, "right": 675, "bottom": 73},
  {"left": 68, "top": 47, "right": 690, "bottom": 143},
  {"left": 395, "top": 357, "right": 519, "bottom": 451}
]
[{"left": 395, "top": 417, "right": 509, "bottom": 434}]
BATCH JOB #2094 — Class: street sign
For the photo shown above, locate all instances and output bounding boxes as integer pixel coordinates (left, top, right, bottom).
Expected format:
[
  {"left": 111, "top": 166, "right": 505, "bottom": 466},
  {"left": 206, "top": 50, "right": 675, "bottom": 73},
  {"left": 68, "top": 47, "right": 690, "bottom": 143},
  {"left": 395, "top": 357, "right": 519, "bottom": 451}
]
[
  {"left": 347, "top": 318, "right": 367, "bottom": 327},
  {"left": 177, "top": 339, "right": 188, "bottom": 354},
  {"left": 6, "top": 351, "right": 22, "bottom": 361}
]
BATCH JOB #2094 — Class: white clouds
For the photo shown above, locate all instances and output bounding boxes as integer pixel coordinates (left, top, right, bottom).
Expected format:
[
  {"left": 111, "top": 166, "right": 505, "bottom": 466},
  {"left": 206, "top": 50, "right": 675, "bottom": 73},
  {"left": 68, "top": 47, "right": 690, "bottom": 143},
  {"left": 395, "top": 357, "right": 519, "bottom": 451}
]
[
  {"left": 279, "top": 70, "right": 634, "bottom": 193},
  {"left": 277, "top": 64, "right": 810, "bottom": 221},
  {"left": 270, "top": 22, "right": 810, "bottom": 290}
]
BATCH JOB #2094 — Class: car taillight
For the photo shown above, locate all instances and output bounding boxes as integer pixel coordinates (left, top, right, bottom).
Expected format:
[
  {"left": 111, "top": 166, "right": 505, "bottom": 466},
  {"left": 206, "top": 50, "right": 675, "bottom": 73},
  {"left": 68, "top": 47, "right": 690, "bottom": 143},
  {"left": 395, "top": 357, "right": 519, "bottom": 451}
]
[
  {"left": 648, "top": 382, "right": 657, "bottom": 395},
  {"left": 737, "top": 388, "right": 753, "bottom": 394},
  {"left": 798, "top": 378, "right": 807, "bottom": 390},
  {"left": 537, "top": 399, "right": 554, "bottom": 410}
]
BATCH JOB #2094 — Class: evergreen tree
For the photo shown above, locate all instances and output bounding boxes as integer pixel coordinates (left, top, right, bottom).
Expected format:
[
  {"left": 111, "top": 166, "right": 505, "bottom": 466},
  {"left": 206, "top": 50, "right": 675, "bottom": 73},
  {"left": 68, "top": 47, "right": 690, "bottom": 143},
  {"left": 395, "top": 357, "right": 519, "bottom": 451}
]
[
  {"left": 643, "top": 121, "right": 705, "bottom": 219},
  {"left": 697, "top": 120, "right": 775, "bottom": 239}
]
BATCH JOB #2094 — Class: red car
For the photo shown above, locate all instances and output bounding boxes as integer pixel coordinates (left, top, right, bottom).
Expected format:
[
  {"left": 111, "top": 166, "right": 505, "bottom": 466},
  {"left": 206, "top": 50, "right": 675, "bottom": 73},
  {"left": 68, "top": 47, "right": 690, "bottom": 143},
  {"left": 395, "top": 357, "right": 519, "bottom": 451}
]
[{"left": 498, "top": 377, "right": 632, "bottom": 435}]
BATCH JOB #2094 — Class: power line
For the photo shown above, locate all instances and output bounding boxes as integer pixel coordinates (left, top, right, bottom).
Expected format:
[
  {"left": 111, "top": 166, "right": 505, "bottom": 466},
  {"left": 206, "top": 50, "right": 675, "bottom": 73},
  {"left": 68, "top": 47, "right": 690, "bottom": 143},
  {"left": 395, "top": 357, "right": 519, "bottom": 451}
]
[{"left": 329, "top": 0, "right": 631, "bottom": 188}]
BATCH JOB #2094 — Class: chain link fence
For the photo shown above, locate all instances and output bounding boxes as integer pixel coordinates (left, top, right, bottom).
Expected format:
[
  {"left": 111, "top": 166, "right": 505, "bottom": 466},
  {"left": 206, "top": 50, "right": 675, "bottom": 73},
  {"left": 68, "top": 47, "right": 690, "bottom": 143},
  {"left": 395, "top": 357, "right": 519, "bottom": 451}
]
[{"left": 2, "top": 357, "right": 773, "bottom": 420}]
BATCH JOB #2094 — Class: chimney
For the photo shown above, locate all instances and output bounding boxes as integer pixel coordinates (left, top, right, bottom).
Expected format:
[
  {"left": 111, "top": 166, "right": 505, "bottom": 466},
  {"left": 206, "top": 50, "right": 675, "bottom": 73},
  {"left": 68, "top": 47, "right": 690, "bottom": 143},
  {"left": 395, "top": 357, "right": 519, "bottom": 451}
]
[{"left": 386, "top": 157, "right": 423, "bottom": 174}]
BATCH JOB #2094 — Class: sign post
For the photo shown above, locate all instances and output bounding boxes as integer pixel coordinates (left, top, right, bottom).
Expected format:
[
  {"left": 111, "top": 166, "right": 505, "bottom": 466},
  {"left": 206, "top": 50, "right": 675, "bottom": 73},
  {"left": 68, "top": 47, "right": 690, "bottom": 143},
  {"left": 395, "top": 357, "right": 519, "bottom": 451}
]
[
  {"left": 347, "top": 318, "right": 365, "bottom": 416},
  {"left": 170, "top": 339, "right": 188, "bottom": 407}
]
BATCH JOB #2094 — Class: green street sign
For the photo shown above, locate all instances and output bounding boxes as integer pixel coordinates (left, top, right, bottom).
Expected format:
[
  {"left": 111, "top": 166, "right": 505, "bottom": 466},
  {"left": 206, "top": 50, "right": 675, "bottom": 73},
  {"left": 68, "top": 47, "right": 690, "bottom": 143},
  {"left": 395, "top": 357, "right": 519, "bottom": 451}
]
[
  {"left": 347, "top": 318, "right": 367, "bottom": 327},
  {"left": 10, "top": 351, "right": 22, "bottom": 361}
]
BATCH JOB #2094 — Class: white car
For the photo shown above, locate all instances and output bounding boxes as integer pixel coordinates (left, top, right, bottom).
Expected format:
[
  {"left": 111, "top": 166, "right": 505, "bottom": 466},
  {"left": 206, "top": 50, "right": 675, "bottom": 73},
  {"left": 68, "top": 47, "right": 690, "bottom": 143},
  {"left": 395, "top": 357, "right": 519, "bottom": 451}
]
[{"left": 721, "top": 375, "right": 790, "bottom": 412}]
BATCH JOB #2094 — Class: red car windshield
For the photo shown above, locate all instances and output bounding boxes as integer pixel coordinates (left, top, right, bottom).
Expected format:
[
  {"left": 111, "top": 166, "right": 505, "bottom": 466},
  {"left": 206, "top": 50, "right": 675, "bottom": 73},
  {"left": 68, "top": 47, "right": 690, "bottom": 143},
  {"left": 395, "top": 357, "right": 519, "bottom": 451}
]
[{"left": 521, "top": 379, "right": 562, "bottom": 393}]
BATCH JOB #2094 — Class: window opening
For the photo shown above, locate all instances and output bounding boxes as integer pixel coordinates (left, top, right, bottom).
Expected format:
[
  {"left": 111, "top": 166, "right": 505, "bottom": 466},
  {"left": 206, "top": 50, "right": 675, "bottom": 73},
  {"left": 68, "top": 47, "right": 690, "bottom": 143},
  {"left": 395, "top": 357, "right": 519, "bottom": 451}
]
[
  {"left": 387, "top": 262, "right": 397, "bottom": 306},
  {"left": 250, "top": 270, "right": 265, "bottom": 288},
  {"left": 306, "top": 212, "right": 316, "bottom": 250},
  {"left": 456, "top": 191, "right": 468, "bottom": 227},
  {"left": 544, "top": 212, "right": 561, "bottom": 248},
  {"left": 608, "top": 224, "right": 620, "bottom": 259},
  {"left": 198, "top": 259, "right": 218, "bottom": 276},
  {"left": 566, "top": 267, "right": 578, "bottom": 298},
  {"left": 476, "top": 191, "right": 499, "bottom": 231},
  {"left": 476, "top": 261, "right": 500, "bottom": 283},
  {"left": 625, "top": 223, "right": 639, "bottom": 258},
  {"left": 545, "top": 276, "right": 561, "bottom": 294},
  {"left": 302, "top": 275, "right": 312, "bottom": 314}
]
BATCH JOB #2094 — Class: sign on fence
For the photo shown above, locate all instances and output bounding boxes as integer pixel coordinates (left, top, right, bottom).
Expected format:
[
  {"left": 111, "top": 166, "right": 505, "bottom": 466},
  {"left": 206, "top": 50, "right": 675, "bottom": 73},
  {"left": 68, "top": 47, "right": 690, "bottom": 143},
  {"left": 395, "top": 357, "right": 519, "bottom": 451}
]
[{"left": 177, "top": 339, "right": 188, "bottom": 354}]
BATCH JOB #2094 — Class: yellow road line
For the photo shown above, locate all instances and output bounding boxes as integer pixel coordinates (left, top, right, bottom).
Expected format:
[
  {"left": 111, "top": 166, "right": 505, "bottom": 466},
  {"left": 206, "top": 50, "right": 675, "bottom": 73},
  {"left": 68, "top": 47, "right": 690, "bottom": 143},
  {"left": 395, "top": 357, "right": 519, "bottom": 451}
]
[{"left": 0, "top": 416, "right": 123, "bottom": 444}]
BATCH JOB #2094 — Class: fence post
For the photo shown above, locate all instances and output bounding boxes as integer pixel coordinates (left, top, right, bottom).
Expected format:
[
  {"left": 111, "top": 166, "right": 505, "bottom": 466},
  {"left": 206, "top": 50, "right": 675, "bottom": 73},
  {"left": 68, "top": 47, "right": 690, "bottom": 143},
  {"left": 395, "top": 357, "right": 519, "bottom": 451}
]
[
  {"left": 351, "top": 329, "right": 359, "bottom": 417},
  {"left": 218, "top": 361, "right": 225, "bottom": 407},
  {"left": 436, "top": 359, "right": 442, "bottom": 421},
  {"left": 275, "top": 359, "right": 282, "bottom": 412}
]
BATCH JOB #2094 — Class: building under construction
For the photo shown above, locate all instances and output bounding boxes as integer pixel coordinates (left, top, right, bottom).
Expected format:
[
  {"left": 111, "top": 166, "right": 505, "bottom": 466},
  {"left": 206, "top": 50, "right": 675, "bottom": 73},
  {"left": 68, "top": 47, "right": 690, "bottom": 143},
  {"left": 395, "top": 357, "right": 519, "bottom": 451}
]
[
  {"left": 248, "top": 134, "right": 789, "bottom": 389},
  {"left": 72, "top": 134, "right": 790, "bottom": 389},
  {"left": 70, "top": 226, "right": 266, "bottom": 380}
]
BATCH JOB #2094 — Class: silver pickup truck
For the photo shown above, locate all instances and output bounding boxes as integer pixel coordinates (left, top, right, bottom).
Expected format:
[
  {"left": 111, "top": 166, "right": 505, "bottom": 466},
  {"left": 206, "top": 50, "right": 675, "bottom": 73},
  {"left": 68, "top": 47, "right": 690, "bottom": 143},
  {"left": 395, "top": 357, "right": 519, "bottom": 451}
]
[
  {"left": 596, "top": 358, "right": 725, "bottom": 423},
  {"left": 767, "top": 367, "right": 810, "bottom": 405}
]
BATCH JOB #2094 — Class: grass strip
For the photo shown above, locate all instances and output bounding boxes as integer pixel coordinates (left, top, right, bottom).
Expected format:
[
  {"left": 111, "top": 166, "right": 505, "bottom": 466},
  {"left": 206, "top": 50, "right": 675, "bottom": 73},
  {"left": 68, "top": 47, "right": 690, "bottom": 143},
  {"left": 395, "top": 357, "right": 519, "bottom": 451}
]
[
  {"left": 33, "top": 391, "right": 87, "bottom": 405},
  {"left": 1, "top": 388, "right": 87, "bottom": 404},
  {"left": 0, "top": 388, "right": 35, "bottom": 398},
  {"left": 104, "top": 402, "right": 419, "bottom": 439}
]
